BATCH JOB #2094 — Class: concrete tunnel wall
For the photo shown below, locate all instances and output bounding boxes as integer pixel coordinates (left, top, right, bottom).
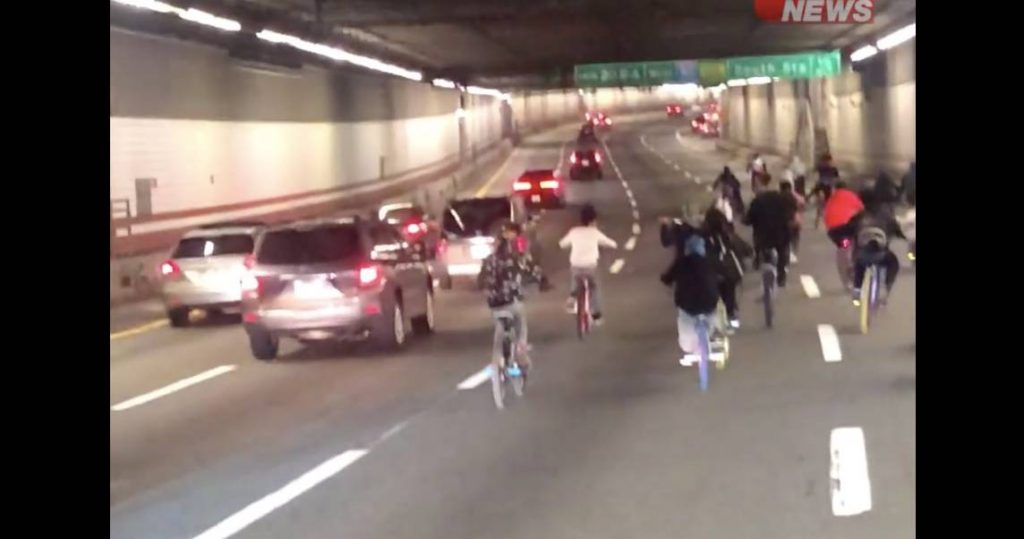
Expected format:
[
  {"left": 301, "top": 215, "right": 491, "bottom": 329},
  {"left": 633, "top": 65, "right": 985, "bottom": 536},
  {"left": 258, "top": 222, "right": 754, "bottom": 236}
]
[{"left": 722, "top": 40, "right": 916, "bottom": 176}]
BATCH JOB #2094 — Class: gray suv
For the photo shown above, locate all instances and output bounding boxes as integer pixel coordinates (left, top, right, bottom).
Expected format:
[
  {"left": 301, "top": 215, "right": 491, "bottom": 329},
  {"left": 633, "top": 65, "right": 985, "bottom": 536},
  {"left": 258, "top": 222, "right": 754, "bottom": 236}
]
[
  {"left": 241, "top": 217, "right": 435, "bottom": 360},
  {"left": 160, "top": 222, "right": 264, "bottom": 327}
]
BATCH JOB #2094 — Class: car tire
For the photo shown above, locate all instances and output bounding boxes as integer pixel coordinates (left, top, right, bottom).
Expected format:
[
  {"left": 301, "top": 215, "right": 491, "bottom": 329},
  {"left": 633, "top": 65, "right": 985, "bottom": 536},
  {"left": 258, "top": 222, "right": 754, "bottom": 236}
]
[
  {"left": 411, "top": 290, "right": 435, "bottom": 335},
  {"left": 370, "top": 298, "right": 406, "bottom": 352},
  {"left": 249, "top": 329, "right": 279, "bottom": 361},
  {"left": 168, "top": 307, "right": 190, "bottom": 328},
  {"left": 597, "top": 170, "right": 604, "bottom": 180}
]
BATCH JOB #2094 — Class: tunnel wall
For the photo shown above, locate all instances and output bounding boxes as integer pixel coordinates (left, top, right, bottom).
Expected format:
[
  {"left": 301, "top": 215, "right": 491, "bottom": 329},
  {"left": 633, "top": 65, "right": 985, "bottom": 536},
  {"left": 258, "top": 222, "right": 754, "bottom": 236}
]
[{"left": 722, "top": 41, "right": 915, "bottom": 175}]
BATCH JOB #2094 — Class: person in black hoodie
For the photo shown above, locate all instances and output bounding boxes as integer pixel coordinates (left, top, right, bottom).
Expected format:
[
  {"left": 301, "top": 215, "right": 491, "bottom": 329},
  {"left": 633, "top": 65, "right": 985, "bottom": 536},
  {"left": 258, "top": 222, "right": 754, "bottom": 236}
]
[
  {"left": 703, "top": 207, "right": 746, "bottom": 331},
  {"left": 743, "top": 187, "right": 797, "bottom": 287},
  {"left": 659, "top": 219, "right": 724, "bottom": 363}
]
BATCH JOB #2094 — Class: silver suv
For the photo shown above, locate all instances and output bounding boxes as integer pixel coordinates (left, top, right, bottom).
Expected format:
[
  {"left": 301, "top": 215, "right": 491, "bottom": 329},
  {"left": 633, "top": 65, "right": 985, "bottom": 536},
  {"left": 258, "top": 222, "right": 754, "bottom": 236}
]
[
  {"left": 159, "top": 222, "right": 264, "bottom": 327},
  {"left": 241, "top": 217, "right": 435, "bottom": 360},
  {"left": 436, "top": 196, "right": 531, "bottom": 289}
]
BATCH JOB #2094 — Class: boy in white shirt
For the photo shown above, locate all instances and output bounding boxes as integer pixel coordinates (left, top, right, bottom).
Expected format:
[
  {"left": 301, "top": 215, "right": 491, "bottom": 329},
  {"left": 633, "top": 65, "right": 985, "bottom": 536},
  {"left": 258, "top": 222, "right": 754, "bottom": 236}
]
[{"left": 558, "top": 204, "right": 617, "bottom": 324}]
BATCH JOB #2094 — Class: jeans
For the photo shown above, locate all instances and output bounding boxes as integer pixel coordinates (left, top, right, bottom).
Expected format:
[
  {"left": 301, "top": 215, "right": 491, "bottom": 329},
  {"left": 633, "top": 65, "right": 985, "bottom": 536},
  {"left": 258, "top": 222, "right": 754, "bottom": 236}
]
[
  {"left": 677, "top": 308, "right": 721, "bottom": 355},
  {"left": 718, "top": 281, "right": 739, "bottom": 320},
  {"left": 569, "top": 266, "right": 602, "bottom": 316},
  {"left": 491, "top": 301, "right": 528, "bottom": 366},
  {"left": 853, "top": 248, "right": 899, "bottom": 292},
  {"left": 754, "top": 240, "right": 791, "bottom": 286}
]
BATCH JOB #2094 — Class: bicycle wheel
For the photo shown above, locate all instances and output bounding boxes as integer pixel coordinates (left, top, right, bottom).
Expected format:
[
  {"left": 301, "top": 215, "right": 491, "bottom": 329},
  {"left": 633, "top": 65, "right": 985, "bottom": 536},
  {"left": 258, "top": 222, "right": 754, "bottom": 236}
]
[
  {"left": 859, "top": 267, "right": 873, "bottom": 334},
  {"left": 492, "top": 337, "right": 510, "bottom": 409},
  {"left": 576, "top": 280, "right": 589, "bottom": 340},
  {"left": 762, "top": 269, "right": 775, "bottom": 328},
  {"left": 716, "top": 335, "right": 730, "bottom": 370},
  {"left": 697, "top": 320, "right": 710, "bottom": 392}
]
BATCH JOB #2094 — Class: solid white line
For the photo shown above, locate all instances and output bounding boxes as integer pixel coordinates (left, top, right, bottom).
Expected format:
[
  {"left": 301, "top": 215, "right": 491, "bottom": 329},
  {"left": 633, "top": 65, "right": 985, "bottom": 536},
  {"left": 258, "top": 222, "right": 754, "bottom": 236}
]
[
  {"left": 817, "top": 324, "right": 842, "bottom": 363},
  {"left": 625, "top": 236, "right": 637, "bottom": 251},
  {"left": 193, "top": 449, "right": 369, "bottom": 539},
  {"left": 456, "top": 366, "right": 492, "bottom": 390},
  {"left": 800, "top": 275, "right": 822, "bottom": 299},
  {"left": 111, "top": 365, "right": 237, "bottom": 412},
  {"left": 609, "top": 259, "right": 625, "bottom": 274},
  {"left": 830, "top": 427, "right": 873, "bottom": 517},
  {"left": 632, "top": 223, "right": 641, "bottom": 235}
]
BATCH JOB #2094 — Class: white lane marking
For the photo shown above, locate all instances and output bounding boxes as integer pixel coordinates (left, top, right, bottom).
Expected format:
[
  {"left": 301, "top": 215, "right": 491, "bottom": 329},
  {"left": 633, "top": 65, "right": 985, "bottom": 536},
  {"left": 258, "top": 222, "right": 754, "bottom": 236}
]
[
  {"left": 640, "top": 134, "right": 650, "bottom": 149},
  {"left": 684, "top": 171, "right": 693, "bottom": 179},
  {"left": 193, "top": 449, "right": 369, "bottom": 539},
  {"left": 625, "top": 237, "right": 637, "bottom": 251},
  {"left": 830, "top": 427, "right": 873, "bottom": 517},
  {"left": 632, "top": 223, "right": 641, "bottom": 235},
  {"left": 817, "top": 324, "right": 842, "bottom": 363},
  {"left": 675, "top": 129, "right": 685, "bottom": 145},
  {"left": 632, "top": 209, "right": 640, "bottom": 220},
  {"left": 705, "top": 185, "right": 713, "bottom": 192},
  {"left": 457, "top": 366, "right": 492, "bottom": 390},
  {"left": 673, "top": 164, "right": 680, "bottom": 170},
  {"left": 111, "top": 365, "right": 237, "bottom": 412},
  {"left": 694, "top": 176, "right": 703, "bottom": 184},
  {"left": 800, "top": 275, "right": 821, "bottom": 298},
  {"left": 609, "top": 259, "right": 625, "bottom": 274}
]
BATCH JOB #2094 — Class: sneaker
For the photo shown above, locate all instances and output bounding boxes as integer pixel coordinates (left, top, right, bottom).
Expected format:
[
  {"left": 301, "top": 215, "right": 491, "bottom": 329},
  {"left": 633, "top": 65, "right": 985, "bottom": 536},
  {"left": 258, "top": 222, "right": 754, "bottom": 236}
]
[
  {"left": 592, "top": 313, "right": 604, "bottom": 327},
  {"left": 790, "top": 252, "right": 798, "bottom": 264},
  {"left": 679, "top": 354, "right": 698, "bottom": 367},
  {"left": 728, "top": 318, "right": 741, "bottom": 330}
]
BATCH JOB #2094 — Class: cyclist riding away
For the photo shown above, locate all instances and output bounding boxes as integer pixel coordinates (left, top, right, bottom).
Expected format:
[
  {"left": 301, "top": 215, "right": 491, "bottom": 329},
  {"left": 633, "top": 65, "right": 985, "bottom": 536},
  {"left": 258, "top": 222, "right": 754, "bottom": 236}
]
[
  {"left": 703, "top": 207, "right": 745, "bottom": 331},
  {"left": 780, "top": 180, "right": 806, "bottom": 263},
  {"left": 714, "top": 166, "right": 744, "bottom": 216},
  {"left": 823, "top": 182, "right": 865, "bottom": 248},
  {"left": 659, "top": 221, "right": 723, "bottom": 365},
  {"left": 848, "top": 206, "right": 906, "bottom": 306},
  {"left": 478, "top": 222, "right": 546, "bottom": 372},
  {"left": 559, "top": 204, "right": 617, "bottom": 325},
  {"left": 743, "top": 184, "right": 798, "bottom": 288}
]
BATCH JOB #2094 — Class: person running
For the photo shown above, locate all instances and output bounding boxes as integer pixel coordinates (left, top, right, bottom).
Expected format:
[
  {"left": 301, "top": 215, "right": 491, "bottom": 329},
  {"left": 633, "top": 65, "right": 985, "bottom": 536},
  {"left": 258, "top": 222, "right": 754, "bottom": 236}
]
[
  {"left": 714, "top": 166, "right": 744, "bottom": 216},
  {"left": 559, "top": 204, "right": 617, "bottom": 325}
]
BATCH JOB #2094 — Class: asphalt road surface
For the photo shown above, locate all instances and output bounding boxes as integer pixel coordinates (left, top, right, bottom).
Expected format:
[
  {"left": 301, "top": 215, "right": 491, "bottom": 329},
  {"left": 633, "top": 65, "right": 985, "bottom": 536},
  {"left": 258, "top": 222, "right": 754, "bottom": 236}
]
[{"left": 111, "top": 118, "right": 915, "bottom": 539}]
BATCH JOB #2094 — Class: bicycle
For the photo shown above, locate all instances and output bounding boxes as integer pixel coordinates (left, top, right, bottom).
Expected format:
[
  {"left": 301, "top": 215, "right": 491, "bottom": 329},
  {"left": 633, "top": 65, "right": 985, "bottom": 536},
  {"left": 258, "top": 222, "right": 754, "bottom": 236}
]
[
  {"left": 714, "top": 300, "right": 731, "bottom": 370},
  {"left": 680, "top": 314, "right": 729, "bottom": 391},
  {"left": 491, "top": 312, "right": 527, "bottom": 409},
  {"left": 858, "top": 262, "right": 887, "bottom": 335},
  {"left": 836, "top": 237, "right": 855, "bottom": 291},
  {"left": 574, "top": 274, "right": 594, "bottom": 340},
  {"left": 760, "top": 248, "right": 778, "bottom": 328}
]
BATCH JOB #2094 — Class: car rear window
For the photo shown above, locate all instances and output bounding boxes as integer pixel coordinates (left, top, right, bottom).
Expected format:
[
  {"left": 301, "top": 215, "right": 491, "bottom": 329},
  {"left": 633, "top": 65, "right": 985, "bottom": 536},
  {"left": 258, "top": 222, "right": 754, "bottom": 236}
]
[
  {"left": 382, "top": 207, "right": 421, "bottom": 225},
  {"left": 256, "top": 225, "right": 362, "bottom": 265},
  {"left": 173, "top": 235, "right": 254, "bottom": 258},
  {"left": 443, "top": 199, "right": 510, "bottom": 236}
]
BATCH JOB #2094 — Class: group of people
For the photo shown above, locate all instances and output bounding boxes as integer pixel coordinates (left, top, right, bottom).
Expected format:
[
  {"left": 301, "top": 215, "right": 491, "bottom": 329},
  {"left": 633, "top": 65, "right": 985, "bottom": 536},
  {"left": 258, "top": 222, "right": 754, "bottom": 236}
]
[{"left": 474, "top": 152, "right": 915, "bottom": 370}]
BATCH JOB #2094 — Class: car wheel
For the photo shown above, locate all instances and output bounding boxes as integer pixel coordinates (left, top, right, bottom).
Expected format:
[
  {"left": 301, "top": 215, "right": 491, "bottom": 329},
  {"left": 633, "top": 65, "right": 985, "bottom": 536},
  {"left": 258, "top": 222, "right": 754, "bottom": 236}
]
[
  {"left": 597, "top": 170, "right": 604, "bottom": 179},
  {"left": 411, "top": 290, "right": 435, "bottom": 335},
  {"left": 370, "top": 299, "right": 406, "bottom": 351},
  {"left": 168, "top": 307, "right": 190, "bottom": 328},
  {"left": 249, "top": 329, "right": 279, "bottom": 361}
]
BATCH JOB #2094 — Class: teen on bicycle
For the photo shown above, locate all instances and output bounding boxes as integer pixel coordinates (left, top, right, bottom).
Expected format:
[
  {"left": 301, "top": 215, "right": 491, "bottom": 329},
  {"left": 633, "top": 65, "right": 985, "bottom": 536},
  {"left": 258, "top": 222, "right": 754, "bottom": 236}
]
[
  {"left": 559, "top": 204, "right": 617, "bottom": 325},
  {"left": 478, "top": 222, "right": 547, "bottom": 371},
  {"left": 659, "top": 222, "right": 723, "bottom": 365},
  {"left": 848, "top": 207, "right": 905, "bottom": 306}
]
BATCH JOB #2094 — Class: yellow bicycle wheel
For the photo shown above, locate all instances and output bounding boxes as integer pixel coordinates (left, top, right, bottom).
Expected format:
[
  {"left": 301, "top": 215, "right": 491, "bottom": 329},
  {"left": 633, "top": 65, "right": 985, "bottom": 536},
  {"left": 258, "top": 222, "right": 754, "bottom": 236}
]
[
  {"left": 716, "top": 336, "right": 730, "bottom": 370},
  {"left": 859, "top": 267, "right": 873, "bottom": 334}
]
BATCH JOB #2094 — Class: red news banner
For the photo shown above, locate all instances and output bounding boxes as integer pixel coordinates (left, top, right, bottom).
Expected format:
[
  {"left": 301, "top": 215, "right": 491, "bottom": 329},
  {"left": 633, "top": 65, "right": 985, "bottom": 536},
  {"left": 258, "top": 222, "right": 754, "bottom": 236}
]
[{"left": 754, "top": 0, "right": 875, "bottom": 24}]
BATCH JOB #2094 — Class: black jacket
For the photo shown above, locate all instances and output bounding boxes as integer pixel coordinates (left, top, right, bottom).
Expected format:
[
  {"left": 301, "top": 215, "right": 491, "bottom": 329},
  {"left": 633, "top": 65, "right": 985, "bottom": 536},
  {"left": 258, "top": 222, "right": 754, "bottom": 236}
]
[
  {"left": 659, "top": 224, "right": 720, "bottom": 315},
  {"left": 744, "top": 191, "right": 796, "bottom": 247}
]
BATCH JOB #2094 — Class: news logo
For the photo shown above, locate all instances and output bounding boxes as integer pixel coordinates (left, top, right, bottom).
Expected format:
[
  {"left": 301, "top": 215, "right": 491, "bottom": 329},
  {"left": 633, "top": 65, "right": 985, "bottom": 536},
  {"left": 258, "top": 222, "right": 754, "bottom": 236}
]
[{"left": 755, "top": 0, "right": 875, "bottom": 23}]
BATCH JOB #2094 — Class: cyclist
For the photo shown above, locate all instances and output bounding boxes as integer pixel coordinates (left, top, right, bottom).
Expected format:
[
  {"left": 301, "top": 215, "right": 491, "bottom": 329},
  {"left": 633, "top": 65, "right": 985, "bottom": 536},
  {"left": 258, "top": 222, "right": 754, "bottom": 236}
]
[
  {"left": 810, "top": 153, "right": 840, "bottom": 225},
  {"left": 743, "top": 185, "right": 797, "bottom": 288},
  {"left": 659, "top": 223, "right": 724, "bottom": 365},
  {"left": 703, "top": 207, "right": 745, "bottom": 331},
  {"left": 823, "top": 181, "right": 865, "bottom": 248},
  {"left": 478, "top": 222, "right": 546, "bottom": 371},
  {"left": 786, "top": 155, "right": 809, "bottom": 198},
  {"left": 559, "top": 204, "right": 617, "bottom": 325},
  {"left": 780, "top": 180, "right": 806, "bottom": 263},
  {"left": 748, "top": 153, "right": 767, "bottom": 186},
  {"left": 849, "top": 207, "right": 906, "bottom": 306},
  {"left": 714, "top": 166, "right": 744, "bottom": 216}
]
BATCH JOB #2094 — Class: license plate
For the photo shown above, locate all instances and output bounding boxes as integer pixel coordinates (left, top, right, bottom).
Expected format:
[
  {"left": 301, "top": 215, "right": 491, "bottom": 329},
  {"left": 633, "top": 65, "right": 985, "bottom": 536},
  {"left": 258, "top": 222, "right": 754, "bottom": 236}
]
[
  {"left": 531, "top": 195, "right": 541, "bottom": 202},
  {"left": 292, "top": 278, "right": 338, "bottom": 299},
  {"left": 582, "top": 159, "right": 590, "bottom": 166}
]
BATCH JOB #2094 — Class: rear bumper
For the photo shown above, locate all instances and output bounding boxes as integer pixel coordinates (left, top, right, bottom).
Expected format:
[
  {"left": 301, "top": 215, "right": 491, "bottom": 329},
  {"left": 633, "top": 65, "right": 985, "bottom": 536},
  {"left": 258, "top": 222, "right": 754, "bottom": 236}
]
[
  {"left": 245, "top": 304, "right": 382, "bottom": 341},
  {"left": 162, "top": 286, "right": 242, "bottom": 310}
]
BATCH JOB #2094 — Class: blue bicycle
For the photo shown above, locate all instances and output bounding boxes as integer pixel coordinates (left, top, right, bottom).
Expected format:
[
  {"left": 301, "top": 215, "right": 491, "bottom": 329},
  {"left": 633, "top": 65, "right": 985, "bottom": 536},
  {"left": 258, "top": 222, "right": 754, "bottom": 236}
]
[{"left": 680, "top": 314, "right": 729, "bottom": 392}]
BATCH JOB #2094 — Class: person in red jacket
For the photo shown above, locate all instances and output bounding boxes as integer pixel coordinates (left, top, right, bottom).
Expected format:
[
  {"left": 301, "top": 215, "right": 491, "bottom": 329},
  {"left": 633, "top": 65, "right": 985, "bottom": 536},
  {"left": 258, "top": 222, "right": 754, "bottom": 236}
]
[{"left": 823, "top": 182, "right": 865, "bottom": 247}]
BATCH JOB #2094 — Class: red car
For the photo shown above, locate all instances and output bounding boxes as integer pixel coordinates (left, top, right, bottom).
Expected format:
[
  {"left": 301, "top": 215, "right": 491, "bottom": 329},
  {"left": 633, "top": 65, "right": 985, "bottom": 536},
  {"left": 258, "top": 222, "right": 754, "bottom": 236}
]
[
  {"left": 586, "top": 111, "right": 612, "bottom": 128},
  {"left": 513, "top": 169, "right": 566, "bottom": 210},
  {"left": 666, "top": 104, "right": 684, "bottom": 117}
]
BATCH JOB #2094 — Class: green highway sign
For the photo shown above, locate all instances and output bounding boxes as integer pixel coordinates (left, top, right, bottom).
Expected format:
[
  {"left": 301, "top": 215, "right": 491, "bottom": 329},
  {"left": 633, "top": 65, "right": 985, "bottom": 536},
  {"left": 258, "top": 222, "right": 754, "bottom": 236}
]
[
  {"left": 726, "top": 50, "right": 841, "bottom": 80},
  {"left": 574, "top": 60, "right": 698, "bottom": 87},
  {"left": 697, "top": 60, "right": 727, "bottom": 87}
]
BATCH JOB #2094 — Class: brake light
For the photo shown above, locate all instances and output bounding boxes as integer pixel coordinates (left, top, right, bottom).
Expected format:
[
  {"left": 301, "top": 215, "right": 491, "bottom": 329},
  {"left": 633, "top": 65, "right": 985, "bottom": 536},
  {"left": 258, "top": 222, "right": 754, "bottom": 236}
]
[
  {"left": 605, "top": 118, "right": 612, "bottom": 126},
  {"left": 513, "top": 181, "right": 533, "bottom": 191},
  {"left": 405, "top": 222, "right": 424, "bottom": 235},
  {"left": 540, "top": 180, "right": 560, "bottom": 190},
  {"left": 594, "top": 152, "right": 602, "bottom": 163},
  {"left": 570, "top": 152, "right": 577, "bottom": 164},
  {"left": 840, "top": 238, "right": 852, "bottom": 249},
  {"left": 359, "top": 264, "right": 383, "bottom": 288},
  {"left": 160, "top": 260, "right": 181, "bottom": 278}
]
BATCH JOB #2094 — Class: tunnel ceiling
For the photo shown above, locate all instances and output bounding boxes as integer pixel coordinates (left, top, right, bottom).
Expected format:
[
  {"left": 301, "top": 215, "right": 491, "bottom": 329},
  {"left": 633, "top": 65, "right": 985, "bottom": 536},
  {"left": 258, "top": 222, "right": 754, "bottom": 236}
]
[{"left": 112, "top": 0, "right": 916, "bottom": 88}]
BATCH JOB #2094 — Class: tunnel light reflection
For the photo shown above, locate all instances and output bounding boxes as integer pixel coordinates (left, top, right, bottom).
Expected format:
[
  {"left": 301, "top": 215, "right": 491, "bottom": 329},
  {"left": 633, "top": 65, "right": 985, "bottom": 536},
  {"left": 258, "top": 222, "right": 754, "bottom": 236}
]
[
  {"left": 746, "top": 77, "right": 772, "bottom": 85},
  {"left": 113, "top": 1, "right": 241, "bottom": 32},
  {"left": 113, "top": 0, "right": 175, "bottom": 12},
  {"left": 256, "top": 30, "right": 422, "bottom": 81},
  {"left": 726, "top": 79, "right": 748, "bottom": 87},
  {"left": 432, "top": 78, "right": 457, "bottom": 89}
]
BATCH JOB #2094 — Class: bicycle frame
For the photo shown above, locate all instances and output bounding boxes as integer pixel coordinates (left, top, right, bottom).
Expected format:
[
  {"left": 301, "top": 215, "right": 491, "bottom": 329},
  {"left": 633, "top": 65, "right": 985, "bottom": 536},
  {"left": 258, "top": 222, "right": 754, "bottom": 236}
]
[
  {"left": 575, "top": 275, "right": 592, "bottom": 339},
  {"left": 761, "top": 249, "right": 778, "bottom": 329},
  {"left": 859, "top": 263, "right": 887, "bottom": 335}
]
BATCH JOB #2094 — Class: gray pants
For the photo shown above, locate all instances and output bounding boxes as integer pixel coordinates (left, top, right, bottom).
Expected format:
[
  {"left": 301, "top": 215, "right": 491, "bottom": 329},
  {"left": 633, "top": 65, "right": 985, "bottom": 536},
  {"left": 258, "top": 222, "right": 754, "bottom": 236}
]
[
  {"left": 569, "top": 266, "right": 602, "bottom": 315},
  {"left": 676, "top": 308, "right": 722, "bottom": 354},
  {"left": 491, "top": 301, "right": 528, "bottom": 365}
]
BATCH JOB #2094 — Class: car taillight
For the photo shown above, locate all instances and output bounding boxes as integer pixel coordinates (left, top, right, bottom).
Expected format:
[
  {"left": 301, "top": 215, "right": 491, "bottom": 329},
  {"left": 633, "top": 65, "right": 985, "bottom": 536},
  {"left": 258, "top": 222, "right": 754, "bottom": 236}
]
[
  {"left": 160, "top": 260, "right": 181, "bottom": 279},
  {"left": 570, "top": 153, "right": 577, "bottom": 164},
  {"left": 513, "top": 181, "right": 532, "bottom": 191},
  {"left": 540, "top": 179, "right": 560, "bottom": 190},
  {"left": 605, "top": 118, "right": 612, "bottom": 125},
  {"left": 405, "top": 222, "right": 424, "bottom": 235},
  {"left": 359, "top": 264, "right": 383, "bottom": 288},
  {"left": 594, "top": 152, "right": 602, "bottom": 163}
]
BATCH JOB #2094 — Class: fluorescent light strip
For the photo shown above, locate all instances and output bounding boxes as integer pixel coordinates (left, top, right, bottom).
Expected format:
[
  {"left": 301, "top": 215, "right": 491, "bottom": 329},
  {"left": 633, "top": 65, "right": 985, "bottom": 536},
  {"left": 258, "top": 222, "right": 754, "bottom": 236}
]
[
  {"left": 465, "top": 85, "right": 509, "bottom": 100},
  {"left": 851, "top": 45, "right": 879, "bottom": 62},
  {"left": 256, "top": 29, "right": 422, "bottom": 81},
  {"left": 877, "top": 23, "right": 916, "bottom": 50},
  {"left": 726, "top": 79, "right": 748, "bottom": 87},
  {"left": 432, "top": 78, "right": 457, "bottom": 89},
  {"left": 747, "top": 76, "right": 772, "bottom": 85},
  {"left": 113, "top": 1, "right": 241, "bottom": 32}
]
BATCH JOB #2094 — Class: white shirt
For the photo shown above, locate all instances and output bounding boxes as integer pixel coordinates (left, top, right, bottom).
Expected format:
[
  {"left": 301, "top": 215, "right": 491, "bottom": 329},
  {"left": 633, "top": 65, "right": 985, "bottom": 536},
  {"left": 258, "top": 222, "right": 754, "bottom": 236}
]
[{"left": 559, "top": 226, "right": 617, "bottom": 268}]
